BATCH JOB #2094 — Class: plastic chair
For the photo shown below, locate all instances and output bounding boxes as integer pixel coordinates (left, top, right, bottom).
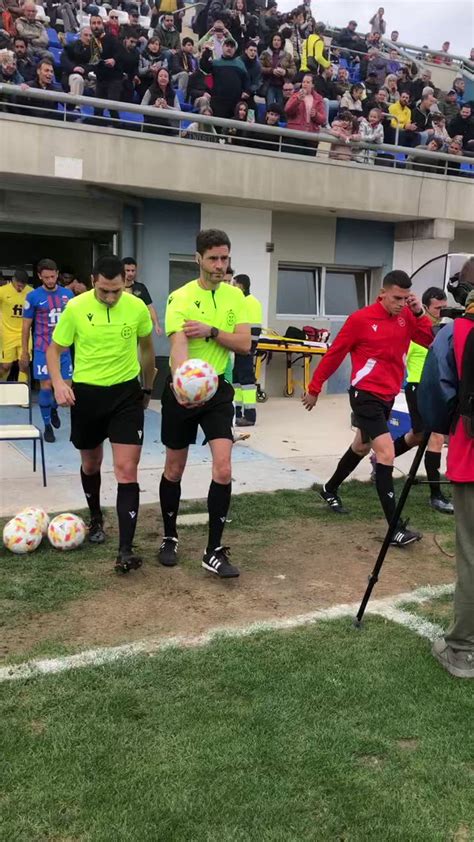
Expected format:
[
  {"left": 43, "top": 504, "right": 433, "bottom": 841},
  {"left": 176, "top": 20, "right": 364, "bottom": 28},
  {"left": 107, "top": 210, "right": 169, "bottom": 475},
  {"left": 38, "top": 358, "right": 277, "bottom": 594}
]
[
  {"left": 0, "top": 383, "right": 47, "bottom": 487},
  {"left": 65, "top": 31, "right": 79, "bottom": 44},
  {"left": 49, "top": 46, "right": 62, "bottom": 66},
  {"left": 174, "top": 88, "right": 193, "bottom": 112},
  {"left": 119, "top": 110, "right": 144, "bottom": 127},
  {"left": 47, "top": 26, "right": 61, "bottom": 47}
]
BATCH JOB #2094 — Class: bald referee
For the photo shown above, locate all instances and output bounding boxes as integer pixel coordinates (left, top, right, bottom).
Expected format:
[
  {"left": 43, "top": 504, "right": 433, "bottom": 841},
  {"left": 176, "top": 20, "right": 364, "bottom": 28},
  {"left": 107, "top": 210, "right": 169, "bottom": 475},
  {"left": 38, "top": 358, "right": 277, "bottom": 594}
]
[{"left": 46, "top": 255, "right": 156, "bottom": 574}]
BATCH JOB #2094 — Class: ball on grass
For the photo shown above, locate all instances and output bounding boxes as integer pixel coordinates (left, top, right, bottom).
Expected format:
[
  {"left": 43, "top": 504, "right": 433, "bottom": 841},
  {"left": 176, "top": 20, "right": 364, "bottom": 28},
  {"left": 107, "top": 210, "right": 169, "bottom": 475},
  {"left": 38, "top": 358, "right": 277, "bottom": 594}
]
[
  {"left": 48, "top": 513, "right": 86, "bottom": 551},
  {"left": 173, "top": 358, "right": 218, "bottom": 407},
  {"left": 17, "top": 507, "right": 50, "bottom": 535},
  {"left": 3, "top": 514, "right": 43, "bottom": 554}
]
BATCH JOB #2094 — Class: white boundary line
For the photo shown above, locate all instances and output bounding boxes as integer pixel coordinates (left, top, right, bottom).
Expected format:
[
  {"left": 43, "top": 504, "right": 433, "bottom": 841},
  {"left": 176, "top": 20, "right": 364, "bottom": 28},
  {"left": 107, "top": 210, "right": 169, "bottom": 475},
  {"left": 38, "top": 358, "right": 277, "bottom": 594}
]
[{"left": 0, "top": 583, "right": 454, "bottom": 683}]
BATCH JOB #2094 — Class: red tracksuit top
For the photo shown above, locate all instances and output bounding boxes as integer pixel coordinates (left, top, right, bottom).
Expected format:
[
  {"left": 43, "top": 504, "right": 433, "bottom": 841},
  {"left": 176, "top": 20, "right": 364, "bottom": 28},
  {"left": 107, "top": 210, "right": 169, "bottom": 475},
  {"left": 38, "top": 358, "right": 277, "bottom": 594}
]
[{"left": 308, "top": 299, "right": 434, "bottom": 402}]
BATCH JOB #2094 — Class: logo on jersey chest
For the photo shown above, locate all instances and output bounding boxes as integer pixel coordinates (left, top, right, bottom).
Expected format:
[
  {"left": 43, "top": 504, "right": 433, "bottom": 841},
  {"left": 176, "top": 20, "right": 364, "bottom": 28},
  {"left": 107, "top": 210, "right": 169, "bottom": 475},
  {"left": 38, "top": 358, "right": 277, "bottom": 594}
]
[
  {"left": 12, "top": 304, "right": 23, "bottom": 317},
  {"left": 48, "top": 307, "right": 62, "bottom": 325},
  {"left": 121, "top": 325, "right": 132, "bottom": 339},
  {"left": 371, "top": 323, "right": 378, "bottom": 332},
  {"left": 397, "top": 317, "right": 406, "bottom": 327},
  {"left": 226, "top": 309, "right": 236, "bottom": 327}
]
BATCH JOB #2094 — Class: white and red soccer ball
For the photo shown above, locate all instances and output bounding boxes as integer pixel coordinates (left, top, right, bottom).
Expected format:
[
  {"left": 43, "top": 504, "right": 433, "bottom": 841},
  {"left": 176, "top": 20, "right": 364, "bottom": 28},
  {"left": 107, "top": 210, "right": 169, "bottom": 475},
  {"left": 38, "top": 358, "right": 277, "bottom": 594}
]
[
  {"left": 48, "top": 513, "right": 86, "bottom": 550},
  {"left": 18, "top": 507, "right": 50, "bottom": 535},
  {"left": 3, "top": 514, "right": 43, "bottom": 554},
  {"left": 173, "top": 358, "right": 218, "bottom": 407}
]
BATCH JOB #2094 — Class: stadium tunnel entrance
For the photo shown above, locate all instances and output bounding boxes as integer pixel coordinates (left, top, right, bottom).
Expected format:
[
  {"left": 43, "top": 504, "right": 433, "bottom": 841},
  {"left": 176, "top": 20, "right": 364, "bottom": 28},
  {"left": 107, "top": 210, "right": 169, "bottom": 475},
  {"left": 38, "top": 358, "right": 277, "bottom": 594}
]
[{"left": 0, "top": 231, "right": 116, "bottom": 286}]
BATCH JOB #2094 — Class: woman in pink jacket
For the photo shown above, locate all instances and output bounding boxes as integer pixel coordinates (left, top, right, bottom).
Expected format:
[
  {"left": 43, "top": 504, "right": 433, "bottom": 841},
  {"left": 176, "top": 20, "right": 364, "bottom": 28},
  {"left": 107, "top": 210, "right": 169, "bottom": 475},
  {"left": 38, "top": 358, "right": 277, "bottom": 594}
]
[{"left": 284, "top": 73, "right": 326, "bottom": 154}]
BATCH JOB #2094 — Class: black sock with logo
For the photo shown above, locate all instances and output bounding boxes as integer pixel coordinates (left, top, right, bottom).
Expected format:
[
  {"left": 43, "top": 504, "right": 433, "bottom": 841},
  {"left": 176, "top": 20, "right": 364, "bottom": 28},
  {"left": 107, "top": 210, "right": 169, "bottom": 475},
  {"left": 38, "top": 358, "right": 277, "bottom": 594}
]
[
  {"left": 80, "top": 468, "right": 102, "bottom": 522},
  {"left": 160, "top": 474, "right": 181, "bottom": 538},
  {"left": 375, "top": 464, "right": 397, "bottom": 525},
  {"left": 207, "top": 480, "right": 231, "bottom": 552},
  {"left": 117, "top": 482, "right": 139, "bottom": 552}
]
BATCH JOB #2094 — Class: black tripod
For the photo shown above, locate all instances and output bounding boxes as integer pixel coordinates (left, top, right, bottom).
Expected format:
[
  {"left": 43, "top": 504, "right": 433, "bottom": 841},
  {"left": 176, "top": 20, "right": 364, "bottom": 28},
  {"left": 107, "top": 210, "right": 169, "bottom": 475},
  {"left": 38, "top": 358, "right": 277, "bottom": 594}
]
[{"left": 354, "top": 431, "right": 431, "bottom": 627}]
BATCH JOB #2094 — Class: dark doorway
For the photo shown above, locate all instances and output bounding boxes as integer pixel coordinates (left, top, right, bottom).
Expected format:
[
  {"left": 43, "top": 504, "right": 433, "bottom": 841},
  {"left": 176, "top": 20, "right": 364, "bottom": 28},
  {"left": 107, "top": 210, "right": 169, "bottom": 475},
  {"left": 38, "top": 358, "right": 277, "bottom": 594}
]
[{"left": 0, "top": 231, "right": 115, "bottom": 285}]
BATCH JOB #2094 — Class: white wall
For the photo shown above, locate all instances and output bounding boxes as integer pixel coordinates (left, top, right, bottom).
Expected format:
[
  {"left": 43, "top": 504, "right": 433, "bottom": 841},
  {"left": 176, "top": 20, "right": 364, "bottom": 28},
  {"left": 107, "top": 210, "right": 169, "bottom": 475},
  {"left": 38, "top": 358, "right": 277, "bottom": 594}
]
[
  {"left": 392, "top": 238, "right": 451, "bottom": 278},
  {"left": 200, "top": 204, "right": 272, "bottom": 328}
]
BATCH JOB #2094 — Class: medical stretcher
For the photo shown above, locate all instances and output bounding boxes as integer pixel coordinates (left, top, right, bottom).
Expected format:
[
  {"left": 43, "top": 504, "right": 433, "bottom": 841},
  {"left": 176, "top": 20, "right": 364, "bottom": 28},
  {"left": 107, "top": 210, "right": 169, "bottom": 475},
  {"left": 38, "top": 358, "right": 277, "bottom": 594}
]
[{"left": 255, "top": 329, "right": 329, "bottom": 398}]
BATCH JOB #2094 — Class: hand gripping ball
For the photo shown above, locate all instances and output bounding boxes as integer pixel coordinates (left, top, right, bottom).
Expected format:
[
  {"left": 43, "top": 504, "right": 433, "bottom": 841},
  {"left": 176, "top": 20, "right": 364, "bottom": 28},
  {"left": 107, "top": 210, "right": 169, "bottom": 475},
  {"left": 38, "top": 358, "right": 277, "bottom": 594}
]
[
  {"left": 3, "top": 514, "right": 43, "bottom": 554},
  {"left": 17, "top": 507, "right": 50, "bottom": 535},
  {"left": 173, "top": 359, "right": 219, "bottom": 407},
  {"left": 48, "top": 513, "right": 86, "bottom": 551}
]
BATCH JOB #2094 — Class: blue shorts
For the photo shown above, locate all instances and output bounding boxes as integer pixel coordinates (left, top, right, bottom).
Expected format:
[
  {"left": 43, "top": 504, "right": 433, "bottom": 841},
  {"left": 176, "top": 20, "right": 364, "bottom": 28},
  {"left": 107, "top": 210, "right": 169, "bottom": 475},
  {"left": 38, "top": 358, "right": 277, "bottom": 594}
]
[{"left": 33, "top": 350, "right": 73, "bottom": 382}]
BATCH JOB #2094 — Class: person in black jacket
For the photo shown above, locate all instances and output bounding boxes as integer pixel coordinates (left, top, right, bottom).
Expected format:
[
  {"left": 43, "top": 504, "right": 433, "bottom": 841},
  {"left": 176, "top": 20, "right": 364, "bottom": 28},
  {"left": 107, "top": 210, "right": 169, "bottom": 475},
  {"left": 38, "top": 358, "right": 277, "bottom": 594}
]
[
  {"left": 60, "top": 26, "right": 92, "bottom": 95},
  {"left": 411, "top": 92, "right": 436, "bottom": 143},
  {"left": 240, "top": 39, "right": 261, "bottom": 106},
  {"left": 13, "top": 36, "right": 37, "bottom": 83},
  {"left": 200, "top": 37, "right": 249, "bottom": 119},
  {"left": 448, "top": 104, "right": 474, "bottom": 149},
  {"left": 89, "top": 14, "right": 124, "bottom": 119},
  {"left": 314, "top": 64, "right": 343, "bottom": 125},
  {"left": 120, "top": 34, "right": 140, "bottom": 102}
]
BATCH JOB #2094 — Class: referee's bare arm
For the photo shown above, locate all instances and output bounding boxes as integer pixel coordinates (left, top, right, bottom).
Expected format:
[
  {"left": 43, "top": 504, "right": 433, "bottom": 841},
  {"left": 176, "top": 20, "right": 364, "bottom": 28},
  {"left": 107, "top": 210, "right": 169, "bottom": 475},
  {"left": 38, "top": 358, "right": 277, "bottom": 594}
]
[
  {"left": 139, "top": 333, "right": 157, "bottom": 391},
  {"left": 169, "top": 331, "right": 189, "bottom": 375},
  {"left": 47, "top": 341, "right": 75, "bottom": 406}
]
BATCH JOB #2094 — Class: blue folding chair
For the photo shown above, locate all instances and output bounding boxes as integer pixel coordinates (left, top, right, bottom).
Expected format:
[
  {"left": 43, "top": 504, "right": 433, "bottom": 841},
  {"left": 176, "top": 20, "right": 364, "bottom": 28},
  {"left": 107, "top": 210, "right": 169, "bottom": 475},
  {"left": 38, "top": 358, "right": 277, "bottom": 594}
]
[
  {"left": 174, "top": 87, "right": 193, "bottom": 112},
  {"left": 119, "top": 110, "right": 144, "bottom": 129},
  {"left": 65, "top": 31, "right": 79, "bottom": 44},
  {"left": 47, "top": 27, "right": 61, "bottom": 47}
]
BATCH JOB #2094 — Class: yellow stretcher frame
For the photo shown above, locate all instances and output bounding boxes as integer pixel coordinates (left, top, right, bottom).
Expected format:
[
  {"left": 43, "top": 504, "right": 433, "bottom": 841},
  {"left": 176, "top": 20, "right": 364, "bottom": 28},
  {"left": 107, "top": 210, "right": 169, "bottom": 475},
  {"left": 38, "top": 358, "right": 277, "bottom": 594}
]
[{"left": 255, "top": 330, "right": 328, "bottom": 397}]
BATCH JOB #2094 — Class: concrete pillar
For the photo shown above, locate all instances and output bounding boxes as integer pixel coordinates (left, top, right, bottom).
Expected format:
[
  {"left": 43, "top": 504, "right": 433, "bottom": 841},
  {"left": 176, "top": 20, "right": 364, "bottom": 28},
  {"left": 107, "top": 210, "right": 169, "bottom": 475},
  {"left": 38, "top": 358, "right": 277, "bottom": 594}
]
[{"left": 393, "top": 219, "right": 456, "bottom": 278}]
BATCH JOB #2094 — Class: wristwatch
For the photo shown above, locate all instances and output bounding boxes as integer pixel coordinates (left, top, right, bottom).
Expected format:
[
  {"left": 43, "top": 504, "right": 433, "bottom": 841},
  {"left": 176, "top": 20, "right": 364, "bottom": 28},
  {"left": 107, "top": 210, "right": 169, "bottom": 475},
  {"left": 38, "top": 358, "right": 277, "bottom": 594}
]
[
  {"left": 142, "top": 388, "right": 152, "bottom": 395},
  {"left": 208, "top": 327, "right": 219, "bottom": 340}
]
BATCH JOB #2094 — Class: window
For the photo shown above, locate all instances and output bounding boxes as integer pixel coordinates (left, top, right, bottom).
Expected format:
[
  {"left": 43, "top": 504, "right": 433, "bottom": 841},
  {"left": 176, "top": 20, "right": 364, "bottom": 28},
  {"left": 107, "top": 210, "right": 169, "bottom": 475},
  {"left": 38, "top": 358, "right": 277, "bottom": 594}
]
[
  {"left": 324, "top": 270, "right": 368, "bottom": 317},
  {"left": 169, "top": 255, "right": 196, "bottom": 294},
  {"left": 277, "top": 264, "right": 370, "bottom": 318},
  {"left": 276, "top": 266, "right": 321, "bottom": 316}
]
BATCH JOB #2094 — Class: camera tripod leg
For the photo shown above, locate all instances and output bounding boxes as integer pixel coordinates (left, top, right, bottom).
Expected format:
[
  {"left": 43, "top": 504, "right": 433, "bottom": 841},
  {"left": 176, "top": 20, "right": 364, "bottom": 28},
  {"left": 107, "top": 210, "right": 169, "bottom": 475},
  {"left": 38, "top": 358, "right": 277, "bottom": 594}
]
[{"left": 354, "top": 432, "right": 431, "bottom": 628}]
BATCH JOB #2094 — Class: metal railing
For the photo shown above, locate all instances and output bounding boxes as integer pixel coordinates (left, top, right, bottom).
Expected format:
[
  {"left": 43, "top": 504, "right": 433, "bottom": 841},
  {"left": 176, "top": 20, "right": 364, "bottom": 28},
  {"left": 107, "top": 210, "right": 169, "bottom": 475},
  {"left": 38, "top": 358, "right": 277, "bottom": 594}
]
[
  {"left": 382, "top": 39, "right": 474, "bottom": 73},
  {"left": 0, "top": 84, "right": 472, "bottom": 178}
]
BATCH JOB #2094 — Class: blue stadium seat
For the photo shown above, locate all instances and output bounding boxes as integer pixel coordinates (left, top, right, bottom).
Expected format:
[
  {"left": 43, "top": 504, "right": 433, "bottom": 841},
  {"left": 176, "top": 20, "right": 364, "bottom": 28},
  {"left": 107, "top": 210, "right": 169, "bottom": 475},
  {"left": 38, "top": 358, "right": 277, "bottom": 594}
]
[
  {"left": 255, "top": 101, "right": 266, "bottom": 123},
  {"left": 119, "top": 110, "right": 144, "bottom": 124},
  {"left": 174, "top": 87, "right": 193, "bottom": 112},
  {"left": 47, "top": 27, "right": 61, "bottom": 47},
  {"left": 49, "top": 46, "right": 63, "bottom": 66},
  {"left": 65, "top": 32, "right": 79, "bottom": 44}
]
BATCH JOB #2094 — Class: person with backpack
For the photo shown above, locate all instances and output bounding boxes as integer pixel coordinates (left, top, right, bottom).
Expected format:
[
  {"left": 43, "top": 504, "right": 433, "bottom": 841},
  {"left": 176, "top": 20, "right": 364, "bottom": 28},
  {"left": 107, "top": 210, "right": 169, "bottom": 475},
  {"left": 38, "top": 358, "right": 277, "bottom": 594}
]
[{"left": 418, "top": 261, "right": 474, "bottom": 679}]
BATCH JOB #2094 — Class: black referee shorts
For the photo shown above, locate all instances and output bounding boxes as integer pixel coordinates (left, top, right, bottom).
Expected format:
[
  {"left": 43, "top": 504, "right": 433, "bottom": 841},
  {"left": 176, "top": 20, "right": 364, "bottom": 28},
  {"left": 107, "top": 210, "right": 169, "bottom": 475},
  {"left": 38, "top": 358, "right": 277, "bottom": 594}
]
[
  {"left": 349, "top": 386, "right": 394, "bottom": 443},
  {"left": 404, "top": 382, "right": 424, "bottom": 434},
  {"left": 70, "top": 378, "right": 144, "bottom": 451},
  {"left": 161, "top": 375, "right": 234, "bottom": 450}
]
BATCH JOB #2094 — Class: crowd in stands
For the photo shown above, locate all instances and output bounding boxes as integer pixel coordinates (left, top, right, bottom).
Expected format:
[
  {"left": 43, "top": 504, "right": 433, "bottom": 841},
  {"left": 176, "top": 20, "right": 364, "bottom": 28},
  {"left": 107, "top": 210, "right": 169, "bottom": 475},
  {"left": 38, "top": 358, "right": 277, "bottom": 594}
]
[{"left": 0, "top": 0, "right": 473, "bottom": 170}]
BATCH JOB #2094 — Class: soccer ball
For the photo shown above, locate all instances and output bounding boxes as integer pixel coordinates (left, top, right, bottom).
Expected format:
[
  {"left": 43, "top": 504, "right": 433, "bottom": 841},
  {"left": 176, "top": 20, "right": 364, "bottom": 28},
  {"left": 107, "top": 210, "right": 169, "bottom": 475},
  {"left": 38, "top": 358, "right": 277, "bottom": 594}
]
[
  {"left": 17, "top": 507, "right": 50, "bottom": 535},
  {"left": 48, "top": 513, "right": 86, "bottom": 551},
  {"left": 173, "top": 358, "right": 218, "bottom": 407},
  {"left": 3, "top": 514, "right": 43, "bottom": 554}
]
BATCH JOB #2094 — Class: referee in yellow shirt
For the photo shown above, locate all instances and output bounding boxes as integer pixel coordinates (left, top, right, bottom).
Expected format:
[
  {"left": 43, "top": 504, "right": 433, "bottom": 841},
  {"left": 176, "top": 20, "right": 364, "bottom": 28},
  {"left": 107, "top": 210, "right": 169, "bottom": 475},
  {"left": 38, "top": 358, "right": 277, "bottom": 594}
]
[
  {"left": 0, "top": 268, "right": 32, "bottom": 382},
  {"left": 46, "top": 255, "right": 156, "bottom": 574},
  {"left": 159, "top": 229, "right": 251, "bottom": 578}
]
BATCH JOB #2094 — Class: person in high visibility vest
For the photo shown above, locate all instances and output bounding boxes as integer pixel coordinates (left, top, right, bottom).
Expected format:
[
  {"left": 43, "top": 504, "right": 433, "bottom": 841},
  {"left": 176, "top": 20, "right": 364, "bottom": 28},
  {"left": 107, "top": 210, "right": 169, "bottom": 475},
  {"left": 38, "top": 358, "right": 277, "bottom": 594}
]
[
  {"left": 299, "top": 22, "right": 330, "bottom": 76},
  {"left": 232, "top": 274, "right": 263, "bottom": 426}
]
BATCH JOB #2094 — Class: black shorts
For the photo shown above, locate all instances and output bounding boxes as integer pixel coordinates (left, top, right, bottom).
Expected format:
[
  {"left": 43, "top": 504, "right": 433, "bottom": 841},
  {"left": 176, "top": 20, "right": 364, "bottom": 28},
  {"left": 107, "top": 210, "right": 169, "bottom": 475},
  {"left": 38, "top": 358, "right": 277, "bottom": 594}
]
[
  {"left": 70, "top": 378, "right": 144, "bottom": 450},
  {"left": 161, "top": 375, "right": 234, "bottom": 450},
  {"left": 349, "top": 386, "right": 394, "bottom": 443},
  {"left": 405, "top": 382, "right": 424, "bottom": 434}
]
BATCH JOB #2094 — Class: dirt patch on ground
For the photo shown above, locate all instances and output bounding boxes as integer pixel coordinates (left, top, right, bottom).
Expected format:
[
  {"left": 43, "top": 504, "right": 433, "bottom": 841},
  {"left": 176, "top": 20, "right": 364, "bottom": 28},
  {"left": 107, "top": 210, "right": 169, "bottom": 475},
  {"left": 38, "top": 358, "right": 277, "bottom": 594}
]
[{"left": 2, "top": 518, "right": 454, "bottom": 661}]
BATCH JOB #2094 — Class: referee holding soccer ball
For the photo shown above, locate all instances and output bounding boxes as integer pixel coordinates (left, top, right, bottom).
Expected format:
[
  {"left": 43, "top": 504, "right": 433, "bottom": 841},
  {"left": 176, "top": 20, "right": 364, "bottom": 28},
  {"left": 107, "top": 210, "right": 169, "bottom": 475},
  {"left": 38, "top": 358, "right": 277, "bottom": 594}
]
[{"left": 159, "top": 229, "right": 251, "bottom": 579}]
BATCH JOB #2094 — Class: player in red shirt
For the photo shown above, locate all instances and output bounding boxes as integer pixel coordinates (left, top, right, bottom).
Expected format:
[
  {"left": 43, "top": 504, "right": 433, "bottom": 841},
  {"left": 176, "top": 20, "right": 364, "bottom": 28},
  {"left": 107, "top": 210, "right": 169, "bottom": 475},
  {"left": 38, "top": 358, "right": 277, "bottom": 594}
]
[{"left": 302, "top": 270, "right": 433, "bottom": 546}]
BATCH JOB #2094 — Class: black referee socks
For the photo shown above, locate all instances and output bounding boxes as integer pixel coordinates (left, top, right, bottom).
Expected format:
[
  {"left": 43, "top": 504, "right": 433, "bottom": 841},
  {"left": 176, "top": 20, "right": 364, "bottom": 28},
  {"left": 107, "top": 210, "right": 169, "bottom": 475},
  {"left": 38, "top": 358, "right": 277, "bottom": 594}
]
[
  {"left": 159, "top": 474, "right": 181, "bottom": 538},
  {"left": 207, "top": 480, "right": 231, "bottom": 551},
  {"left": 80, "top": 468, "right": 102, "bottom": 522},
  {"left": 325, "top": 447, "right": 364, "bottom": 494},
  {"left": 117, "top": 482, "right": 139, "bottom": 551},
  {"left": 375, "top": 463, "right": 397, "bottom": 525},
  {"left": 425, "top": 451, "right": 441, "bottom": 498}
]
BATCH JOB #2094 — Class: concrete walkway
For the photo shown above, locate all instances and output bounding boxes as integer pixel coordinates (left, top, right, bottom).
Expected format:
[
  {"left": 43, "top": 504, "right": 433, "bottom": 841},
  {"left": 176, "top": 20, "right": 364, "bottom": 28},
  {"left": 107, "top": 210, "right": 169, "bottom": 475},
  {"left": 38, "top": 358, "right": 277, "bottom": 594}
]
[{"left": 0, "top": 395, "right": 439, "bottom": 517}]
